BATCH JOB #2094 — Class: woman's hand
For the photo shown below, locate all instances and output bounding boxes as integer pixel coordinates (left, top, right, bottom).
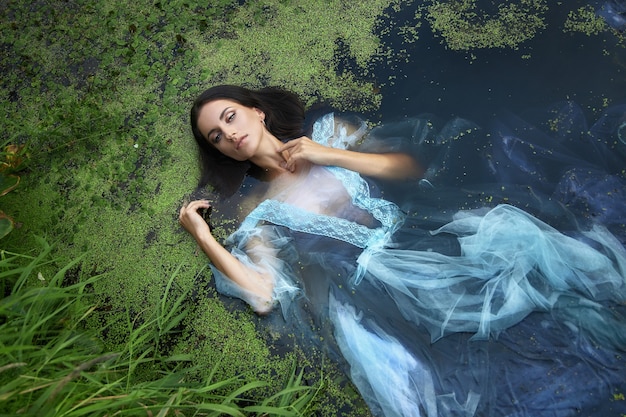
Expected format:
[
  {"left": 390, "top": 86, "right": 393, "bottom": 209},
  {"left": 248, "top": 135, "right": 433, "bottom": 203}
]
[
  {"left": 278, "top": 136, "right": 423, "bottom": 180},
  {"left": 179, "top": 199, "right": 212, "bottom": 239},
  {"left": 277, "top": 136, "right": 336, "bottom": 172}
]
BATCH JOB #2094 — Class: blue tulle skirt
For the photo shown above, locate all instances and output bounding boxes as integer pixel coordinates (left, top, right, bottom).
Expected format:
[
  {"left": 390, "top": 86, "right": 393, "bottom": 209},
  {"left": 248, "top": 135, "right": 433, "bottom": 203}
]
[
  {"left": 327, "top": 203, "right": 626, "bottom": 416},
  {"left": 215, "top": 102, "right": 626, "bottom": 416},
  {"left": 313, "top": 102, "right": 626, "bottom": 416}
]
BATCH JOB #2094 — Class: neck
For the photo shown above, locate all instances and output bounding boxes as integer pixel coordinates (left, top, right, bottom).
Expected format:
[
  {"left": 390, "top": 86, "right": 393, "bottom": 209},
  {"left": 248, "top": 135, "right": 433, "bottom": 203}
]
[{"left": 249, "top": 134, "right": 290, "bottom": 176}]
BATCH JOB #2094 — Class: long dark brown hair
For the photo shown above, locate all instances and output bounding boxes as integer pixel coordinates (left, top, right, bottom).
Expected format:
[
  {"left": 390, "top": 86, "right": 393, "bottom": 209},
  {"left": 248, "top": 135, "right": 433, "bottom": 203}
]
[{"left": 190, "top": 85, "right": 306, "bottom": 196}]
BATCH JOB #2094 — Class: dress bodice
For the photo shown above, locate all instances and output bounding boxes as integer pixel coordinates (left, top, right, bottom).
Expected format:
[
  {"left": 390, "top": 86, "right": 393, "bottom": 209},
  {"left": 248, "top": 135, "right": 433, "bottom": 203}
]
[
  {"left": 239, "top": 166, "right": 405, "bottom": 250},
  {"left": 231, "top": 114, "right": 406, "bottom": 285}
]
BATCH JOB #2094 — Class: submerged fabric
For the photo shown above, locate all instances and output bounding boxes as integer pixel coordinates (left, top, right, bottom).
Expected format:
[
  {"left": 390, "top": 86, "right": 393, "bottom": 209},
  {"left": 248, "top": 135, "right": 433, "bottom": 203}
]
[{"left": 210, "top": 105, "right": 626, "bottom": 416}]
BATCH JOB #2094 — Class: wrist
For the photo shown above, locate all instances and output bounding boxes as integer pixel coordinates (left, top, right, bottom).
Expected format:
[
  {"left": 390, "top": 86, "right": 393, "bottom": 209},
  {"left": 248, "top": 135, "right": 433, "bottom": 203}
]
[{"left": 192, "top": 225, "right": 214, "bottom": 245}]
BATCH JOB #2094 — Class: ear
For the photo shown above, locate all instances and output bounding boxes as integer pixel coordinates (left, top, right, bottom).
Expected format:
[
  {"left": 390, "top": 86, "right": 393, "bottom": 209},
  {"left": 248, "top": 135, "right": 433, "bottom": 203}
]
[{"left": 254, "top": 107, "right": 265, "bottom": 123}]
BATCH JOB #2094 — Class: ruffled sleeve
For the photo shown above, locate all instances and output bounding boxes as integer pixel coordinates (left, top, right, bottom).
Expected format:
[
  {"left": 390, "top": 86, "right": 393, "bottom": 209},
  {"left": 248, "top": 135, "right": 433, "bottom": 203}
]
[
  {"left": 210, "top": 224, "right": 301, "bottom": 316},
  {"left": 312, "top": 113, "right": 368, "bottom": 149}
]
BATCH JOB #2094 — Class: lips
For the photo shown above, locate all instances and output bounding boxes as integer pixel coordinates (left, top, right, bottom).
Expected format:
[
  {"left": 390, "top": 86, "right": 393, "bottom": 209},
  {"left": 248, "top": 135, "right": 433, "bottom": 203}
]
[{"left": 235, "top": 135, "right": 247, "bottom": 150}]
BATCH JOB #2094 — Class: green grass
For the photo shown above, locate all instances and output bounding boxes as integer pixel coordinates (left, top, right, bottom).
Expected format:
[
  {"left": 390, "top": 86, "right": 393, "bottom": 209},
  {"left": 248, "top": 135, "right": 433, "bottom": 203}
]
[{"left": 0, "top": 241, "right": 324, "bottom": 416}]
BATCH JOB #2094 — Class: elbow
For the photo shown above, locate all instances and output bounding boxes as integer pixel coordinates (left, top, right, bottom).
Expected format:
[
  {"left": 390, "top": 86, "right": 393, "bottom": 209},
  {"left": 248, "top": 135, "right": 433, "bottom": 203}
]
[
  {"left": 251, "top": 277, "right": 275, "bottom": 315},
  {"left": 408, "top": 160, "right": 425, "bottom": 180},
  {"left": 404, "top": 155, "right": 424, "bottom": 180},
  {"left": 254, "top": 301, "right": 274, "bottom": 316},
  {"left": 386, "top": 155, "right": 424, "bottom": 180},
  {"left": 252, "top": 294, "right": 275, "bottom": 316}
]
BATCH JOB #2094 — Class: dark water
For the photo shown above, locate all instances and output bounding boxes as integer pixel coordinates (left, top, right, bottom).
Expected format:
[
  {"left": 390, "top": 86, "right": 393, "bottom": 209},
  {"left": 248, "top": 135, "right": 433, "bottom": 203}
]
[{"left": 376, "top": 0, "right": 626, "bottom": 125}]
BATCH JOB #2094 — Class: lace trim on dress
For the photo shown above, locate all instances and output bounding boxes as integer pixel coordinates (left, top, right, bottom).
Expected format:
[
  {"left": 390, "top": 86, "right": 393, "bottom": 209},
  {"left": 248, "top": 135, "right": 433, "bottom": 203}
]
[{"left": 240, "top": 199, "right": 387, "bottom": 249}]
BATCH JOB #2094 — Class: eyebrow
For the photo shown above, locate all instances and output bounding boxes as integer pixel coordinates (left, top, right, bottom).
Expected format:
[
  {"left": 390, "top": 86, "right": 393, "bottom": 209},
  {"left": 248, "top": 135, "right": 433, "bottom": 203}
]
[{"left": 206, "top": 106, "right": 232, "bottom": 140}]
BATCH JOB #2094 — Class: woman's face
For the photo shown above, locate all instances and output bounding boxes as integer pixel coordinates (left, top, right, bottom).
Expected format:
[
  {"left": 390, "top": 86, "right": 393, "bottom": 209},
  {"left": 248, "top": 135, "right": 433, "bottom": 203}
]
[{"left": 196, "top": 99, "right": 266, "bottom": 161}]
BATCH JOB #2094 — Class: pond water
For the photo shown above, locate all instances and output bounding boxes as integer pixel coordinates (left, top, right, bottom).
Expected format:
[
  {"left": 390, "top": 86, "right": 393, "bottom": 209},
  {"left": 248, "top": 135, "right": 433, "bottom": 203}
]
[
  {"left": 351, "top": 0, "right": 626, "bottom": 245},
  {"left": 377, "top": 0, "right": 626, "bottom": 125}
]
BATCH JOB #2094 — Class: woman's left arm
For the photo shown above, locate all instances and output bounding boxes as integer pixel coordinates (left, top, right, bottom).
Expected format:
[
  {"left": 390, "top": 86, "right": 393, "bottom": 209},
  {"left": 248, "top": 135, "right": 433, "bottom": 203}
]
[{"left": 278, "top": 136, "right": 424, "bottom": 180}]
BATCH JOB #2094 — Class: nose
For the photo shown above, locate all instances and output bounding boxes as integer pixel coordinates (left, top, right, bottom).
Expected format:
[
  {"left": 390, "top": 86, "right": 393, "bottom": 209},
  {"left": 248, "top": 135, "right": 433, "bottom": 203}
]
[{"left": 226, "top": 129, "right": 237, "bottom": 141}]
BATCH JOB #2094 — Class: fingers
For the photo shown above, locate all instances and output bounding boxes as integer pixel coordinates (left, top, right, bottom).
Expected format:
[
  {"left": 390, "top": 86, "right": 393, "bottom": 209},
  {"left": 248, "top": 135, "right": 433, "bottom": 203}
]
[
  {"left": 277, "top": 137, "right": 318, "bottom": 171},
  {"left": 179, "top": 200, "right": 213, "bottom": 238},
  {"left": 277, "top": 141, "right": 293, "bottom": 153},
  {"left": 276, "top": 136, "right": 310, "bottom": 153},
  {"left": 276, "top": 137, "right": 300, "bottom": 152},
  {"left": 277, "top": 141, "right": 297, "bottom": 172},
  {"left": 280, "top": 150, "right": 295, "bottom": 172},
  {"left": 182, "top": 199, "right": 211, "bottom": 210},
  {"left": 179, "top": 200, "right": 211, "bottom": 222}
]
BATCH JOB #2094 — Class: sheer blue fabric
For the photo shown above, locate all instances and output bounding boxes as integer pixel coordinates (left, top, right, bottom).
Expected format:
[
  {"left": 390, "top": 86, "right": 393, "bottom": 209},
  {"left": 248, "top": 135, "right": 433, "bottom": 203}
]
[
  {"left": 358, "top": 204, "right": 626, "bottom": 342},
  {"left": 597, "top": 0, "right": 626, "bottom": 31},
  {"left": 210, "top": 108, "right": 626, "bottom": 416}
]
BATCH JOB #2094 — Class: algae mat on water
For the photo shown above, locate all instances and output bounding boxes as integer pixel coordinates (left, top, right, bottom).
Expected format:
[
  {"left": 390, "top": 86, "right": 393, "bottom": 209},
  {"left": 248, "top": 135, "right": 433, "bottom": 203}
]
[{"left": 0, "top": 0, "right": 414, "bottom": 414}]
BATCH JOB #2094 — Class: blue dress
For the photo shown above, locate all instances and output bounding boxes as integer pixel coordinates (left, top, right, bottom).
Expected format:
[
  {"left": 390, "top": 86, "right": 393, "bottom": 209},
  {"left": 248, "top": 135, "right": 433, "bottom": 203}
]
[{"left": 210, "top": 106, "right": 626, "bottom": 417}]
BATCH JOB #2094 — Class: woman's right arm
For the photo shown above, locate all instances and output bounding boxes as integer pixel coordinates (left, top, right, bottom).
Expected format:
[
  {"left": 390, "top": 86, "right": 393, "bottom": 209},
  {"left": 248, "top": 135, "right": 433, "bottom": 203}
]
[{"left": 179, "top": 200, "right": 274, "bottom": 314}]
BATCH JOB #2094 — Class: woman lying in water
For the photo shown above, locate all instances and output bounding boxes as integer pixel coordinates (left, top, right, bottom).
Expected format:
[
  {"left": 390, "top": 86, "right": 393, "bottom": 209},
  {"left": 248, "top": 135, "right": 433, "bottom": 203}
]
[{"left": 180, "top": 85, "right": 626, "bottom": 417}]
